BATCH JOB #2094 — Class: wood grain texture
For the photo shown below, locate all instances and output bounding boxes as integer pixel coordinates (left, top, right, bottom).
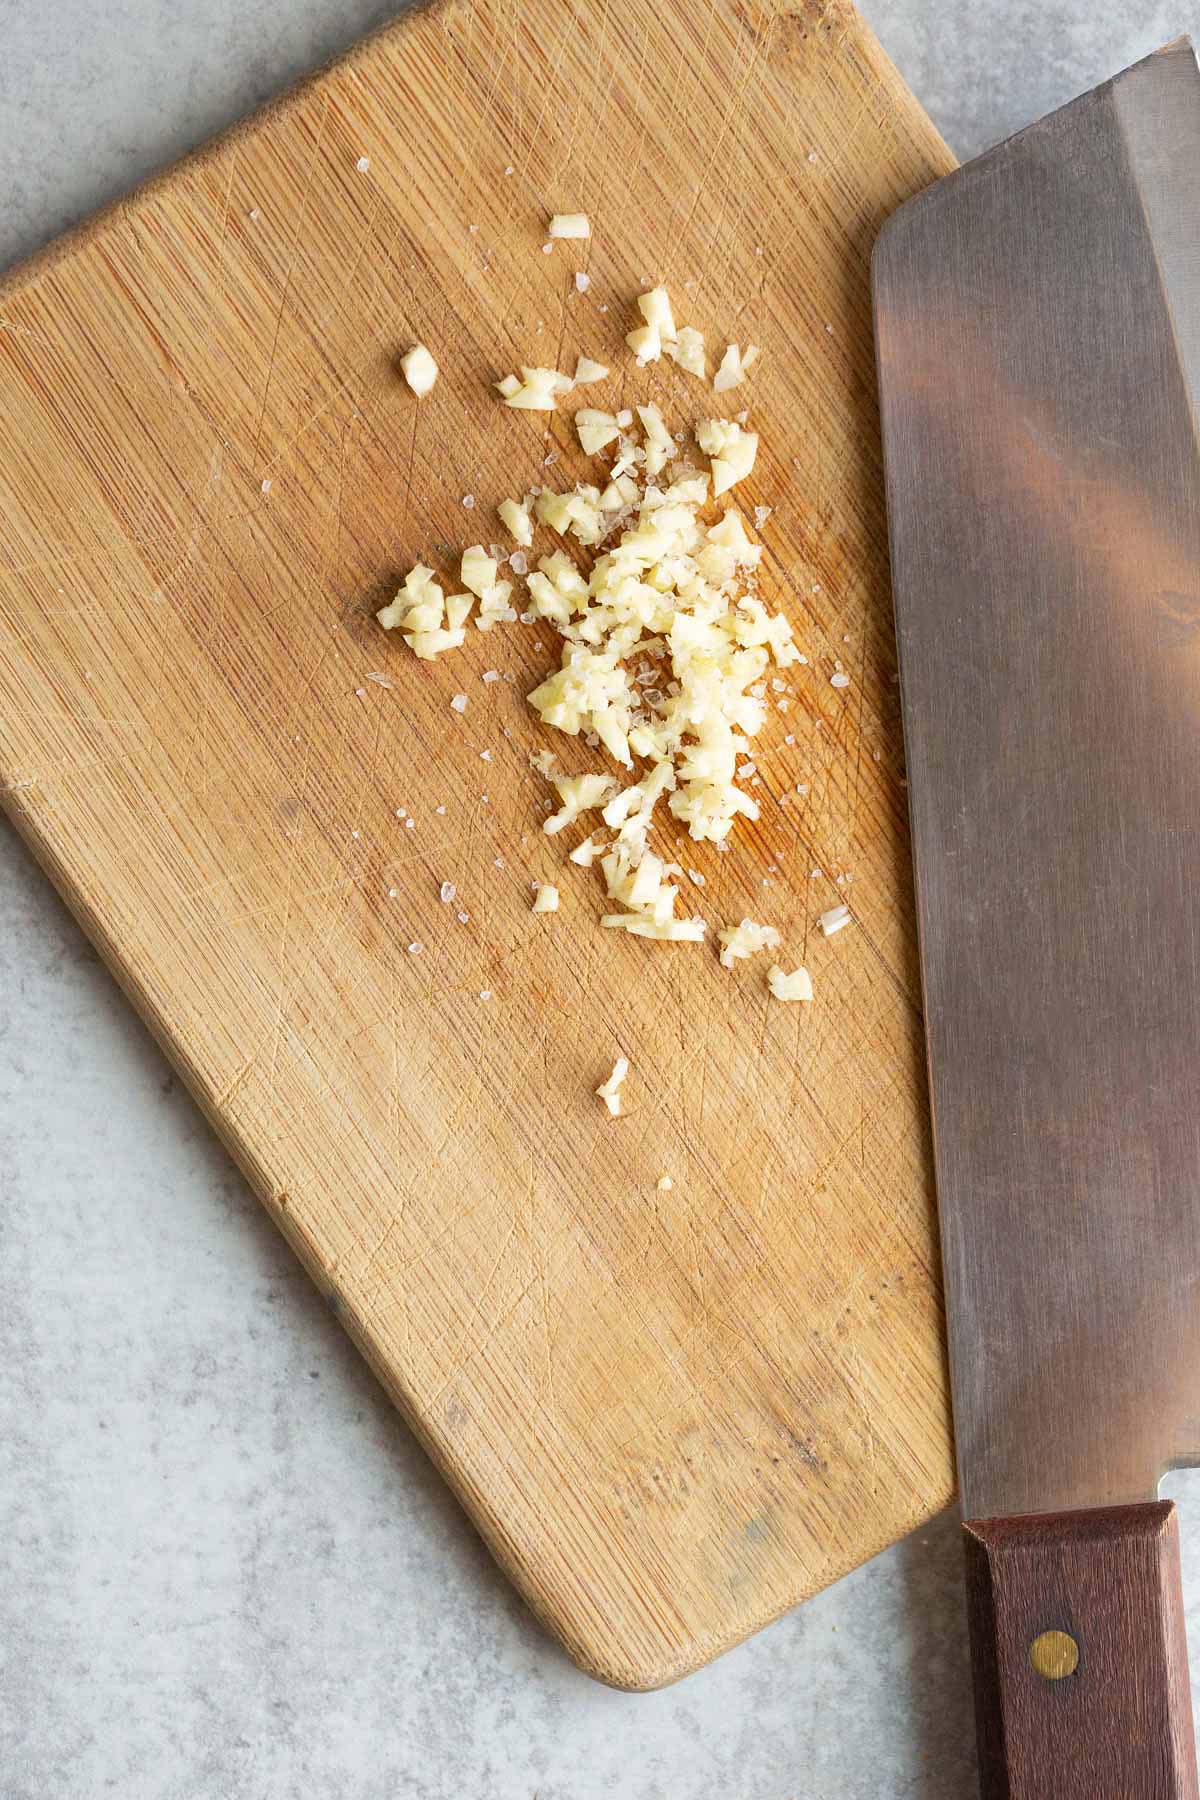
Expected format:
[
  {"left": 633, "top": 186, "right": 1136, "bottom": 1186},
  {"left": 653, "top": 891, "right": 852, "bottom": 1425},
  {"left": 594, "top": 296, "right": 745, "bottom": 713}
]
[
  {"left": 0, "top": 0, "right": 955, "bottom": 1686},
  {"left": 964, "top": 1504, "right": 1198, "bottom": 1798}
]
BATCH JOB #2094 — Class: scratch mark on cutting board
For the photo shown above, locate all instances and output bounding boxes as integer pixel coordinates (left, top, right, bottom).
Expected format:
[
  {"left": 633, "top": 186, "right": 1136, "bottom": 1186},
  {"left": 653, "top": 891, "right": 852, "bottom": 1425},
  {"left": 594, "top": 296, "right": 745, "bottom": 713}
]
[{"left": 251, "top": 92, "right": 331, "bottom": 471}]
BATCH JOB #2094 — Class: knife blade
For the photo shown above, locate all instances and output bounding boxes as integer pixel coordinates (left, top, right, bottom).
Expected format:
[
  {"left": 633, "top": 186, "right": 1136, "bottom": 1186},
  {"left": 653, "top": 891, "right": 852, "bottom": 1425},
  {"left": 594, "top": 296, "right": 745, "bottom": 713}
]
[{"left": 873, "top": 39, "right": 1200, "bottom": 1800}]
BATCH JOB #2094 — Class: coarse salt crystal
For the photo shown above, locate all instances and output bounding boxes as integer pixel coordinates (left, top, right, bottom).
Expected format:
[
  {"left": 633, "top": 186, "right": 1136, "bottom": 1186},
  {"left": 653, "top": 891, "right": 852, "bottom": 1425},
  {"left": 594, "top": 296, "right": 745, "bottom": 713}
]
[
  {"left": 435, "top": 804, "right": 446, "bottom": 814},
  {"left": 462, "top": 495, "right": 475, "bottom": 509},
  {"left": 450, "top": 694, "right": 468, "bottom": 712},
  {"left": 408, "top": 941, "right": 423, "bottom": 955},
  {"left": 482, "top": 670, "right": 500, "bottom": 683},
  {"left": 831, "top": 672, "right": 850, "bottom": 689},
  {"left": 575, "top": 271, "right": 590, "bottom": 292},
  {"left": 261, "top": 478, "right": 272, "bottom": 494},
  {"left": 480, "top": 750, "right": 492, "bottom": 762},
  {"left": 818, "top": 904, "right": 852, "bottom": 936},
  {"left": 356, "top": 155, "right": 370, "bottom": 172},
  {"left": 457, "top": 910, "right": 470, "bottom": 923},
  {"left": 440, "top": 881, "right": 457, "bottom": 903}
]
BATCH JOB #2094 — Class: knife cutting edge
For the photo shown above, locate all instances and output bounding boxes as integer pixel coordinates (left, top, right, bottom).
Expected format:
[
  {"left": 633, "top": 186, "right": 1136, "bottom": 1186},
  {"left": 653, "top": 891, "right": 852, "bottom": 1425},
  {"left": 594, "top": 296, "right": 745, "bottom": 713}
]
[{"left": 874, "top": 37, "right": 1200, "bottom": 1800}]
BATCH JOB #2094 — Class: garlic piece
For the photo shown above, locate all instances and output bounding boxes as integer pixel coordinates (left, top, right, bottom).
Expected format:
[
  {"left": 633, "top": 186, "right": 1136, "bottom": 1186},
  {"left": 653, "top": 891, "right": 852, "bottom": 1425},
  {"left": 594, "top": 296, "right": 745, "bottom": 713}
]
[
  {"left": 818, "top": 904, "right": 852, "bottom": 936},
  {"left": 549, "top": 212, "right": 590, "bottom": 238},
  {"left": 573, "top": 356, "right": 609, "bottom": 384},
  {"left": 377, "top": 564, "right": 469, "bottom": 660},
  {"left": 625, "top": 285, "right": 677, "bottom": 363},
  {"left": 767, "top": 964, "right": 813, "bottom": 1002},
  {"left": 400, "top": 344, "right": 439, "bottom": 396},
  {"left": 498, "top": 495, "right": 534, "bottom": 547},
  {"left": 476, "top": 580, "right": 517, "bottom": 631},
  {"left": 532, "top": 882, "right": 560, "bottom": 913},
  {"left": 502, "top": 366, "right": 574, "bottom": 411},
  {"left": 697, "top": 417, "right": 759, "bottom": 496},
  {"left": 544, "top": 772, "right": 619, "bottom": 835},
  {"left": 596, "top": 1055, "right": 629, "bottom": 1115},
  {"left": 576, "top": 408, "right": 622, "bottom": 455},
  {"left": 637, "top": 403, "right": 673, "bottom": 478},
  {"left": 664, "top": 325, "right": 707, "bottom": 380},
  {"left": 569, "top": 834, "right": 601, "bottom": 866},
  {"left": 460, "top": 545, "right": 498, "bottom": 596},
  {"left": 718, "top": 918, "right": 782, "bottom": 968},
  {"left": 712, "top": 342, "right": 761, "bottom": 393}
]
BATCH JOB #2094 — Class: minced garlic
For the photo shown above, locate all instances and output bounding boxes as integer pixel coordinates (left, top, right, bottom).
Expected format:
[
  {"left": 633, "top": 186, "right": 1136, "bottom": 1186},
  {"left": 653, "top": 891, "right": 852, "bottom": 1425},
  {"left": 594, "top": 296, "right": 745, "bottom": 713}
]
[
  {"left": 664, "top": 324, "right": 706, "bottom": 379},
  {"left": 500, "top": 366, "right": 574, "bottom": 411},
  {"left": 498, "top": 495, "right": 534, "bottom": 546},
  {"left": 718, "top": 919, "right": 782, "bottom": 967},
  {"left": 596, "top": 1056, "right": 629, "bottom": 1115},
  {"left": 697, "top": 418, "right": 759, "bottom": 496},
  {"left": 400, "top": 344, "right": 438, "bottom": 396},
  {"left": 532, "top": 883, "right": 560, "bottom": 913},
  {"left": 767, "top": 964, "right": 813, "bottom": 1002},
  {"left": 574, "top": 356, "right": 609, "bottom": 384},
  {"left": 549, "top": 212, "right": 590, "bottom": 238},
  {"left": 712, "top": 342, "right": 761, "bottom": 393}
]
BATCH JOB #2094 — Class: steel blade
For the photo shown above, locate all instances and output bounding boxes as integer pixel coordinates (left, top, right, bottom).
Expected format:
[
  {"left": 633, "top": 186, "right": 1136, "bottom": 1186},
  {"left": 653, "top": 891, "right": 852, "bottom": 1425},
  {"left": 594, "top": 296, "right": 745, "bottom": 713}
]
[{"left": 873, "top": 40, "right": 1200, "bottom": 1520}]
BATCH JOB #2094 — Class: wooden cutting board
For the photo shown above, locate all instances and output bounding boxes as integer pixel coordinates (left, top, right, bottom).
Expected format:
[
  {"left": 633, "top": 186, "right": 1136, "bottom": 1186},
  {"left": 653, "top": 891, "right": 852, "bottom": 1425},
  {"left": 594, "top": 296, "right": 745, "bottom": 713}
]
[{"left": 0, "top": 0, "right": 956, "bottom": 1687}]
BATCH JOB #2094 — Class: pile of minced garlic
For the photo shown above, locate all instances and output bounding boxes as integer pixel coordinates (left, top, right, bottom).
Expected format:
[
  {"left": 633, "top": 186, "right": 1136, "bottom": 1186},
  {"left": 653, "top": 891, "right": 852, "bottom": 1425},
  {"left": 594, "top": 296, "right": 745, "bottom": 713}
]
[{"left": 381, "top": 263, "right": 846, "bottom": 1026}]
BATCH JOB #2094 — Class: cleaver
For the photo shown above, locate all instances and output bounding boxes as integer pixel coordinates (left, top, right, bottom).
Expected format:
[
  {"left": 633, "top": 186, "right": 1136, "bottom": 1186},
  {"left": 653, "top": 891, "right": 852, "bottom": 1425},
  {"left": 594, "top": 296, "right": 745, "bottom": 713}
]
[{"left": 873, "top": 39, "right": 1200, "bottom": 1800}]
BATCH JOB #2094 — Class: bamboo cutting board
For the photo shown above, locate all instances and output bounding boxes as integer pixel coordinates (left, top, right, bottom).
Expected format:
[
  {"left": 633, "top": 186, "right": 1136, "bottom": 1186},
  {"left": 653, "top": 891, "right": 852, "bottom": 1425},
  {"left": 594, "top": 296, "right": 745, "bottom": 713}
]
[{"left": 0, "top": 0, "right": 956, "bottom": 1686}]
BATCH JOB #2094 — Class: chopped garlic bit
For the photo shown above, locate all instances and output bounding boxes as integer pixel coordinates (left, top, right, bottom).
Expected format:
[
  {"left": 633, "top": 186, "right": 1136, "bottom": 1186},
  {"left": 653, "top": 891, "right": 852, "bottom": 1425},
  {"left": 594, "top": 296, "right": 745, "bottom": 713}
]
[
  {"left": 830, "top": 670, "right": 850, "bottom": 689},
  {"left": 549, "top": 212, "right": 590, "bottom": 239},
  {"left": 664, "top": 324, "right": 706, "bottom": 380},
  {"left": 544, "top": 771, "right": 618, "bottom": 835},
  {"left": 574, "top": 355, "right": 609, "bottom": 384},
  {"left": 768, "top": 964, "right": 813, "bottom": 1003},
  {"left": 376, "top": 564, "right": 469, "bottom": 660},
  {"left": 401, "top": 344, "right": 439, "bottom": 397},
  {"left": 697, "top": 417, "right": 759, "bottom": 497},
  {"left": 569, "top": 834, "right": 601, "bottom": 866},
  {"left": 497, "top": 494, "right": 534, "bottom": 548},
  {"left": 626, "top": 285, "right": 677, "bottom": 362},
  {"left": 500, "top": 366, "right": 574, "bottom": 411},
  {"left": 637, "top": 403, "right": 673, "bottom": 477},
  {"left": 532, "top": 882, "right": 560, "bottom": 913},
  {"left": 576, "top": 408, "right": 621, "bottom": 456},
  {"left": 596, "top": 1055, "right": 629, "bottom": 1116},
  {"left": 718, "top": 917, "right": 781, "bottom": 968},
  {"left": 460, "top": 545, "right": 497, "bottom": 596},
  {"left": 712, "top": 342, "right": 761, "bottom": 393},
  {"left": 818, "top": 904, "right": 852, "bottom": 936}
]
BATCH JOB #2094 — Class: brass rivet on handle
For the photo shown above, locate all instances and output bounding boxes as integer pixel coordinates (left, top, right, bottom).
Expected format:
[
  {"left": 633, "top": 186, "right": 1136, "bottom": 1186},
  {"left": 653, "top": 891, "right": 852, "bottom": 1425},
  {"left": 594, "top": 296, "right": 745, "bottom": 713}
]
[{"left": 1029, "top": 1629, "right": 1079, "bottom": 1680}]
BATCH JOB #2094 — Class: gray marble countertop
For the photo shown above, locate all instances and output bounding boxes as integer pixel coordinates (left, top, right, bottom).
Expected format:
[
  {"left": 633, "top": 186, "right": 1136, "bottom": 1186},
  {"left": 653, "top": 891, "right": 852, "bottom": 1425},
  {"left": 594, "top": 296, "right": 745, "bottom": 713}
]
[{"left": 2, "top": 6, "right": 1197, "bottom": 1796}]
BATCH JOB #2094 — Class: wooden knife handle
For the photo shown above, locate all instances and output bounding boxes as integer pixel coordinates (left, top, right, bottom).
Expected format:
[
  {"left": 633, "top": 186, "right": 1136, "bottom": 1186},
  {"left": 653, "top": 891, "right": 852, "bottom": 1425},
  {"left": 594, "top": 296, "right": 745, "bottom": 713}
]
[{"left": 963, "top": 1501, "right": 1198, "bottom": 1799}]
